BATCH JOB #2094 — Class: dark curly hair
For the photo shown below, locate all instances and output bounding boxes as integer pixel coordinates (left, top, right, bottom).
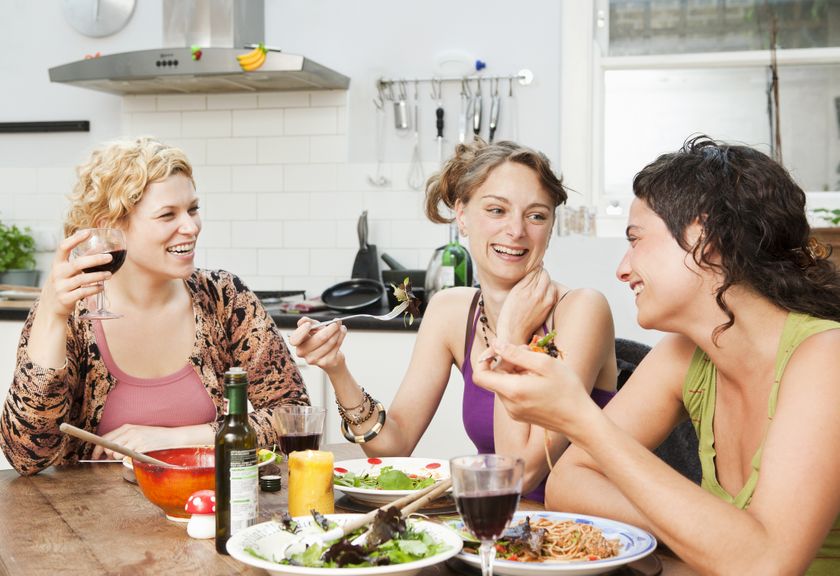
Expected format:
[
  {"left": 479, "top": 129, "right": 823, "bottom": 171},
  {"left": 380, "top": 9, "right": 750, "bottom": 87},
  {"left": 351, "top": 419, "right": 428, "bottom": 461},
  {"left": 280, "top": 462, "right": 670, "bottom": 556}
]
[
  {"left": 424, "top": 138, "right": 567, "bottom": 223},
  {"left": 634, "top": 135, "right": 840, "bottom": 342}
]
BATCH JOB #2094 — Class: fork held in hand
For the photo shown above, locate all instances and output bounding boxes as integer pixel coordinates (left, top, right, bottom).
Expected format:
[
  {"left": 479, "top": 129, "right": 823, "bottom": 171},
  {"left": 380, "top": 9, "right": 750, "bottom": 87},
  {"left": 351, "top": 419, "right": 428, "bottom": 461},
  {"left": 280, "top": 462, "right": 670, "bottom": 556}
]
[{"left": 309, "top": 301, "right": 409, "bottom": 330}]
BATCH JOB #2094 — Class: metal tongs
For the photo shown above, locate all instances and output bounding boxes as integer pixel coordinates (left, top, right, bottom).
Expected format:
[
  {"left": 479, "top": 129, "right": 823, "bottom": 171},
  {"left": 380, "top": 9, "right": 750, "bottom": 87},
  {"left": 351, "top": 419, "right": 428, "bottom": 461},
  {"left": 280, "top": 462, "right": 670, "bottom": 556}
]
[{"left": 278, "top": 477, "right": 453, "bottom": 558}]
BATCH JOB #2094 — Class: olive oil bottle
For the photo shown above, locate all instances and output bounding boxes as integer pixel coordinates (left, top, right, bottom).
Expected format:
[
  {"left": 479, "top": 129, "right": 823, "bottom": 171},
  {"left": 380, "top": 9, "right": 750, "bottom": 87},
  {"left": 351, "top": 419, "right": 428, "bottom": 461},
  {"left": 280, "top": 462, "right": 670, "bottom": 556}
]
[{"left": 215, "top": 367, "right": 258, "bottom": 554}]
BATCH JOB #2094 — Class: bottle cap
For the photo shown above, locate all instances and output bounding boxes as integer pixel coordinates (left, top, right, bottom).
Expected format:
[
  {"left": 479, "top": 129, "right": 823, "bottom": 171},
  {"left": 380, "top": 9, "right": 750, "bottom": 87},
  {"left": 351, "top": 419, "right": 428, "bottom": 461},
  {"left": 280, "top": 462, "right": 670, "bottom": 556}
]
[{"left": 260, "top": 474, "right": 282, "bottom": 492}]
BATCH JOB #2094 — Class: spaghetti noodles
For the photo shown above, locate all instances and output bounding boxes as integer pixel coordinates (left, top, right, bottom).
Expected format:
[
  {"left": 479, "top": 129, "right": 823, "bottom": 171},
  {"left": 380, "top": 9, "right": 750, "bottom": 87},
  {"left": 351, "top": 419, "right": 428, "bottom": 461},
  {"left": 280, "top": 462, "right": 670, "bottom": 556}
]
[{"left": 467, "top": 516, "right": 621, "bottom": 562}]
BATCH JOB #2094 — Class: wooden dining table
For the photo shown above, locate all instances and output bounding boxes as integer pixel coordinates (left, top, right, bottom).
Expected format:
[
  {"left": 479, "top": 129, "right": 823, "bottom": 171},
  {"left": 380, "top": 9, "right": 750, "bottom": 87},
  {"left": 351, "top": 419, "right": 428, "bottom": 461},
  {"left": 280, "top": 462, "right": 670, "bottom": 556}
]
[{"left": 0, "top": 443, "right": 698, "bottom": 575}]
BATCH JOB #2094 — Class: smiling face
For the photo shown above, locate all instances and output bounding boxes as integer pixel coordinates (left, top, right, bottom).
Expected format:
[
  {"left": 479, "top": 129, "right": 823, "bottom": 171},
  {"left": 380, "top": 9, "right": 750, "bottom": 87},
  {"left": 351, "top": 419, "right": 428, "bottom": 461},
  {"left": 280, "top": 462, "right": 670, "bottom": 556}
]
[
  {"left": 455, "top": 161, "right": 554, "bottom": 287},
  {"left": 617, "top": 198, "right": 710, "bottom": 331},
  {"left": 120, "top": 173, "right": 201, "bottom": 280}
]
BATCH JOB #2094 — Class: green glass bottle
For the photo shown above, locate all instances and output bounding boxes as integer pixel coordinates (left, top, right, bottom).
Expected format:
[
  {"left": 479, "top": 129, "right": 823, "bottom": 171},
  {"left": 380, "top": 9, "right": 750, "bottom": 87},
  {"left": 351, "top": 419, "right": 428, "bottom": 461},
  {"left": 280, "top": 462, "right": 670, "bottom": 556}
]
[
  {"left": 441, "top": 222, "right": 472, "bottom": 287},
  {"left": 425, "top": 222, "right": 474, "bottom": 299},
  {"left": 215, "top": 367, "right": 258, "bottom": 554}
]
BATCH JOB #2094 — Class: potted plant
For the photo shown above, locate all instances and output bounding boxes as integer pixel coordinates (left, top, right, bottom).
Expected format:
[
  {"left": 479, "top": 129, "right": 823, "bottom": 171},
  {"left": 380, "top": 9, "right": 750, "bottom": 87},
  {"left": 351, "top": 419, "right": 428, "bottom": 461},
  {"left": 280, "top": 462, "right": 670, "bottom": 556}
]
[{"left": 0, "top": 221, "right": 38, "bottom": 286}]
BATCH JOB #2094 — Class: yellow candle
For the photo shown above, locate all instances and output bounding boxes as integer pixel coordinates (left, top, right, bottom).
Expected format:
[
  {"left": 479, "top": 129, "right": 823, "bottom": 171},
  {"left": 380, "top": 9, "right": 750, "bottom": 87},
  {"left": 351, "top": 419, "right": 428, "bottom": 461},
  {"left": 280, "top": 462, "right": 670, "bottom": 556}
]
[{"left": 287, "top": 450, "right": 335, "bottom": 517}]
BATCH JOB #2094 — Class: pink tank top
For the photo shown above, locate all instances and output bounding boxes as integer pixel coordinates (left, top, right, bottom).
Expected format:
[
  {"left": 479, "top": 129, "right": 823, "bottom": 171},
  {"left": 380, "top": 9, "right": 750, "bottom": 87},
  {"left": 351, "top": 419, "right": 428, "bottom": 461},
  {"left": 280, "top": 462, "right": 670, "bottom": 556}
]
[{"left": 93, "top": 320, "right": 218, "bottom": 436}]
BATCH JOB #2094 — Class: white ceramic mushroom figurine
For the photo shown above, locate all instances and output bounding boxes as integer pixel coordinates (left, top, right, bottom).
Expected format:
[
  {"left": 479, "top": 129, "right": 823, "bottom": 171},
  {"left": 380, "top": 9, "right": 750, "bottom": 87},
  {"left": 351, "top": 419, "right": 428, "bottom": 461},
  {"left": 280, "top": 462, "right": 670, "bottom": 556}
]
[{"left": 185, "top": 489, "right": 216, "bottom": 539}]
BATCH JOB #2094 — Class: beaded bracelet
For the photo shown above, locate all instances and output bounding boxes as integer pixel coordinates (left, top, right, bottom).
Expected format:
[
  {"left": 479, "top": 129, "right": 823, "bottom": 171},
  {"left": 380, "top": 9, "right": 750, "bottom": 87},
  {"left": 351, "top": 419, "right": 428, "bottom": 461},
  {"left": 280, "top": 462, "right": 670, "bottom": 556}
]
[
  {"left": 341, "top": 402, "right": 386, "bottom": 444},
  {"left": 338, "top": 387, "right": 368, "bottom": 412},
  {"left": 336, "top": 389, "right": 375, "bottom": 426}
]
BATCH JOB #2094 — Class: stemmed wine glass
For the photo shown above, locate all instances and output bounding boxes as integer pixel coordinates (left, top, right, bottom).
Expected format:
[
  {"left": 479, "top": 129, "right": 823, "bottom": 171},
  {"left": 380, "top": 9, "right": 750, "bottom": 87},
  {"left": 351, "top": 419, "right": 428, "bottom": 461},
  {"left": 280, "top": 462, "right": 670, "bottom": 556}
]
[
  {"left": 71, "top": 228, "right": 127, "bottom": 320},
  {"left": 450, "top": 454, "right": 524, "bottom": 576}
]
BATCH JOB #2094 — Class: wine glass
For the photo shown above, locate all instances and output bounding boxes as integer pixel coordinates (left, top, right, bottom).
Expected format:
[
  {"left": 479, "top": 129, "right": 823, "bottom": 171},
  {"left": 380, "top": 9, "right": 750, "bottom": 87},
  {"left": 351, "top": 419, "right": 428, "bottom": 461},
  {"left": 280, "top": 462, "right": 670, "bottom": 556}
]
[
  {"left": 450, "top": 454, "right": 524, "bottom": 576},
  {"left": 71, "top": 228, "right": 127, "bottom": 320}
]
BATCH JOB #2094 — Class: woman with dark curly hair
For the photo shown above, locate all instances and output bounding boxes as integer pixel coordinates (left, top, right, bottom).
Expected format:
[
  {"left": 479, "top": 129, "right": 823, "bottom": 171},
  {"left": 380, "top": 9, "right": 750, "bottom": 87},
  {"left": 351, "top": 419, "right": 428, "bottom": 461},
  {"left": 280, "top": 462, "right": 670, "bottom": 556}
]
[
  {"left": 474, "top": 135, "right": 840, "bottom": 574},
  {"left": 291, "top": 139, "right": 617, "bottom": 502}
]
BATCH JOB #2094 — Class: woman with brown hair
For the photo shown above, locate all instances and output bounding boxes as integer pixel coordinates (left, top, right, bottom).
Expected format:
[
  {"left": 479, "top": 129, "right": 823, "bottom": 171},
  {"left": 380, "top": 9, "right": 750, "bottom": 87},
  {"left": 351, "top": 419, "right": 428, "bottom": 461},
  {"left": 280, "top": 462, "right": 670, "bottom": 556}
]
[
  {"left": 1, "top": 137, "right": 308, "bottom": 475},
  {"left": 291, "top": 139, "right": 617, "bottom": 502},
  {"left": 474, "top": 135, "right": 840, "bottom": 573}
]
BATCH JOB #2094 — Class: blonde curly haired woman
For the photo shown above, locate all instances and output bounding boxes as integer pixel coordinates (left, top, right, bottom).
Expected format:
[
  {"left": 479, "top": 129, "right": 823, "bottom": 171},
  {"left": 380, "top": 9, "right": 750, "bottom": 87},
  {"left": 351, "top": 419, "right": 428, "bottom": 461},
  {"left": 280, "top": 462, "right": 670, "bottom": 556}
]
[{"left": 1, "top": 137, "right": 308, "bottom": 475}]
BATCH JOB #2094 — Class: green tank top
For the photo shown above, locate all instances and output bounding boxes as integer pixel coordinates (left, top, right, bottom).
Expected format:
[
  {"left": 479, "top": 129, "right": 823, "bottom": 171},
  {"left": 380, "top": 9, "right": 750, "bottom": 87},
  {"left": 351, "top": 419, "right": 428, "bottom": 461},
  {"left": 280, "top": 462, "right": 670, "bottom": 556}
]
[{"left": 683, "top": 312, "right": 840, "bottom": 574}]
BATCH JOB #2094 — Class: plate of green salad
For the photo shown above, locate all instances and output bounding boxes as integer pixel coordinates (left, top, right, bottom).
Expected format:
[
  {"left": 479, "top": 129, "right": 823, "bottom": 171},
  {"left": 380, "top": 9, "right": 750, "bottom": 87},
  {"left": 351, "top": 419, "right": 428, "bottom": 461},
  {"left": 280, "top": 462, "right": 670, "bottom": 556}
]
[
  {"left": 226, "top": 512, "right": 463, "bottom": 575},
  {"left": 333, "top": 457, "right": 451, "bottom": 508}
]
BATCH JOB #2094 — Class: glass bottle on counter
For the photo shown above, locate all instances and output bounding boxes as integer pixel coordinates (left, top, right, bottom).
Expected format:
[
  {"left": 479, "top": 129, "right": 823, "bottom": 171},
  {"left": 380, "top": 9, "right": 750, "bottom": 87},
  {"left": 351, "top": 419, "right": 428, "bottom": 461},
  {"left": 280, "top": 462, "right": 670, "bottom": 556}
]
[
  {"left": 425, "top": 222, "right": 473, "bottom": 300},
  {"left": 215, "top": 367, "right": 258, "bottom": 554}
]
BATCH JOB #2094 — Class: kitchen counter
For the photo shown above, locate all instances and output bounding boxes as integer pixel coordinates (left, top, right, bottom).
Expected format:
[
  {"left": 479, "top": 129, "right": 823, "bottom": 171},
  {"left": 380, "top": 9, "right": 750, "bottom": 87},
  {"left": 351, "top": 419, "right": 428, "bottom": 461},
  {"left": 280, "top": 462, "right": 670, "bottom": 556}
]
[
  {"left": 0, "top": 303, "right": 29, "bottom": 322},
  {"left": 0, "top": 300, "right": 421, "bottom": 331}
]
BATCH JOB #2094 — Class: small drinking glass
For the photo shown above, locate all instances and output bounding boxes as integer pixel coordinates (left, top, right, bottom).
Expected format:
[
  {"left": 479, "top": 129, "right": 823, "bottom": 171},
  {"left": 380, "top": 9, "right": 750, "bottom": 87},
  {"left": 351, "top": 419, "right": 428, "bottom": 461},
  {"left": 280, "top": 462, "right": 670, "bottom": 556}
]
[
  {"left": 450, "top": 454, "right": 524, "bottom": 576},
  {"left": 71, "top": 228, "right": 127, "bottom": 320},
  {"left": 273, "top": 405, "right": 326, "bottom": 458}
]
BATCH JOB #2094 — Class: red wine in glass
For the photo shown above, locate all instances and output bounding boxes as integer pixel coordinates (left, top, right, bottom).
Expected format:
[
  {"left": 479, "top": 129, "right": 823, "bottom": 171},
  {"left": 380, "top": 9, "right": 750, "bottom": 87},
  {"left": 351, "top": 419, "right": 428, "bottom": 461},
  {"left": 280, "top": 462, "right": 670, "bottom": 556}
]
[
  {"left": 278, "top": 432, "right": 321, "bottom": 455},
  {"left": 82, "top": 249, "right": 127, "bottom": 275},
  {"left": 455, "top": 491, "right": 520, "bottom": 541}
]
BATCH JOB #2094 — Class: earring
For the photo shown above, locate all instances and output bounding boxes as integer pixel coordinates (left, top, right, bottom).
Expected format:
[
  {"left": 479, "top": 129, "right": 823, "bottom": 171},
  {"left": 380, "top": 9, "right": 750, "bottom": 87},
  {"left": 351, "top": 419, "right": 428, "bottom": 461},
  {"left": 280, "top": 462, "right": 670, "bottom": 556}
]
[{"left": 459, "top": 228, "right": 467, "bottom": 237}]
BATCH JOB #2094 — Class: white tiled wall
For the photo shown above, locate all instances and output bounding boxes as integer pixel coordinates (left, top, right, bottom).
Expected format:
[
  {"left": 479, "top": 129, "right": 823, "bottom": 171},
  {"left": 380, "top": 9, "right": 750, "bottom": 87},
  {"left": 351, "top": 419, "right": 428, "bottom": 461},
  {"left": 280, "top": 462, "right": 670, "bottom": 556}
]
[{"left": 0, "top": 89, "right": 448, "bottom": 298}]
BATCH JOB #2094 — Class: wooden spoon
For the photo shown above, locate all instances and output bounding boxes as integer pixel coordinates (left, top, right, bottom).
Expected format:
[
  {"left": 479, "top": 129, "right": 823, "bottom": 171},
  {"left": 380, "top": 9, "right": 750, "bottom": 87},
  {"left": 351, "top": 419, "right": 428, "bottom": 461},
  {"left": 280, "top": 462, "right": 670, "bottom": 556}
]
[{"left": 59, "top": 423, "right": 177, "bottom": 468}]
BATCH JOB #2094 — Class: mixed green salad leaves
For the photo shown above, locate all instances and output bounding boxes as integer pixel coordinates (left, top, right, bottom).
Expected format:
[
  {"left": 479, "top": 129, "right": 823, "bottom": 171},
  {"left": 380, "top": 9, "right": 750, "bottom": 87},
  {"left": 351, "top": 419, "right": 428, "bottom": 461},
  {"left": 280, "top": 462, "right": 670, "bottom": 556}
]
[
  {"left": 333, "top": 465, "right": 437, "bottom": 491},
  {"left": 245, "top": 509, "right": 451, "bottom": 568}
]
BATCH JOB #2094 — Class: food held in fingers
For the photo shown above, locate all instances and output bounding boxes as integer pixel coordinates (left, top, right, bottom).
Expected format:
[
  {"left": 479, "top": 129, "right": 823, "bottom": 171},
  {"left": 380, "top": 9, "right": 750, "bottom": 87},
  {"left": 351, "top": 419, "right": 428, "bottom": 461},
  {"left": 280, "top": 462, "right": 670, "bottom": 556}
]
[{"left": 529, "top": 330, "right": 563, "bottom": 358}]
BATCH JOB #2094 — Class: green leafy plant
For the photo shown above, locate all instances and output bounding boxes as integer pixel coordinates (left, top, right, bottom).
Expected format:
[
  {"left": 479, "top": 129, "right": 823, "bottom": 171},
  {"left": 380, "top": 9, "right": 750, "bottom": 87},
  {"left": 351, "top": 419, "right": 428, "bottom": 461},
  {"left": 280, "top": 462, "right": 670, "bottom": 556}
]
[
  {"left": 813, "top": 208, "right": 840, "bottom": 226},
  {"left": 0, "top": 222, "right": 36, "bottom": 272}
]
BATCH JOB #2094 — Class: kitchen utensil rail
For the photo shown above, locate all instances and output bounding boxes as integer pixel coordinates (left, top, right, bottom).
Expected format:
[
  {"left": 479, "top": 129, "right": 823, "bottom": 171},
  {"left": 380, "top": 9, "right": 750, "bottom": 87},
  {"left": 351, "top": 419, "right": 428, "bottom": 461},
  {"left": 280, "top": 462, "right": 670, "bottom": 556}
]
[
  {"left": 377, "top": 69, "right": 533, "bottom": 91},
  {"left": 309, "top": 301, "right": 408, "bottom": 330}
]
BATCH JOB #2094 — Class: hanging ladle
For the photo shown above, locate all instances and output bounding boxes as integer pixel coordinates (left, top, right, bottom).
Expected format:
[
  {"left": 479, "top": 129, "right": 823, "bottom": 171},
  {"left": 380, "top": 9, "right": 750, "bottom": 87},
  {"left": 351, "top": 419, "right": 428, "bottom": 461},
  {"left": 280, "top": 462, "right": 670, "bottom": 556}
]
[{"left": 60, "top": 422, "right": 178, "bottom": 468}]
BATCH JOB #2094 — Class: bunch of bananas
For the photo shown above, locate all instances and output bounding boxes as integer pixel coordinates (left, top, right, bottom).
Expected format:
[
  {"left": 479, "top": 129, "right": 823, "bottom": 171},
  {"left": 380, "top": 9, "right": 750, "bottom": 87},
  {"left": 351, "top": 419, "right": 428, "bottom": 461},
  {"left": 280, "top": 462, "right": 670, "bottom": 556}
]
[{"left": 237, "top": 44, "right": 267, "bottom": 71}]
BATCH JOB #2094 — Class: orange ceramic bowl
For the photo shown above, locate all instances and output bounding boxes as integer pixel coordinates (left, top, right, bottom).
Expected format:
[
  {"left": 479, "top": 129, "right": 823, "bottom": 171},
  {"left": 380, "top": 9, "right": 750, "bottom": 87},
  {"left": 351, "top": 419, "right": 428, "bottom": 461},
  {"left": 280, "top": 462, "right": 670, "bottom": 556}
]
[{"left": 132, "top": 446, "right": 215, "bottom": 521}]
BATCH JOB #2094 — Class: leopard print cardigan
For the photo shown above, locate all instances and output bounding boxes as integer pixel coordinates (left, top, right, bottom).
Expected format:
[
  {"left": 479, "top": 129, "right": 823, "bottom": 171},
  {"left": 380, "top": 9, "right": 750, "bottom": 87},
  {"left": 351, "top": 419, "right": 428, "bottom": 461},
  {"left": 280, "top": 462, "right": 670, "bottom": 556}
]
[{"left": 0, "top": 269, "right": 309, "bottom": 475}]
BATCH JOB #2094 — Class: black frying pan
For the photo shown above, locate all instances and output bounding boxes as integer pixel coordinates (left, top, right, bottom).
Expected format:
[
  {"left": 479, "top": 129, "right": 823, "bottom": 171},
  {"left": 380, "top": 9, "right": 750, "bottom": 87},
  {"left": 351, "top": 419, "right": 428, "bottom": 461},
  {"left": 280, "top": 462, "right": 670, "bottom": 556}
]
[{"left": 321, "top": 279, "right": 385, "bottom": 312}]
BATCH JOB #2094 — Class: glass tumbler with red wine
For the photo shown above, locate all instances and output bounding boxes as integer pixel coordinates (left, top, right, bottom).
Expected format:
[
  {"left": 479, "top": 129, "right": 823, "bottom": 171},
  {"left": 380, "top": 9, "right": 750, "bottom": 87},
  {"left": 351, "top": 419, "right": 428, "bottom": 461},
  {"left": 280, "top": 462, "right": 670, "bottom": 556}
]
[
  {"left": 450, "top": 454, "right": 524, "bottom": 576},
  {"left": 71, "top": 228, "right": 127, "bottom": 320},
  {"left": 273, "top": 405, "right": 326, "bottom": 457}
]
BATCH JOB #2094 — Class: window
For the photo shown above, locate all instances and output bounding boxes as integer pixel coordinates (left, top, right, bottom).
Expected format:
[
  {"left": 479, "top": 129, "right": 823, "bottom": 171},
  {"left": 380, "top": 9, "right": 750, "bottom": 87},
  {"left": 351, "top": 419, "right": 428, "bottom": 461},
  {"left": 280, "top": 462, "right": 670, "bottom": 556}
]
[{"left": 560, "top": 1, "right": 840, "bottom": 236}]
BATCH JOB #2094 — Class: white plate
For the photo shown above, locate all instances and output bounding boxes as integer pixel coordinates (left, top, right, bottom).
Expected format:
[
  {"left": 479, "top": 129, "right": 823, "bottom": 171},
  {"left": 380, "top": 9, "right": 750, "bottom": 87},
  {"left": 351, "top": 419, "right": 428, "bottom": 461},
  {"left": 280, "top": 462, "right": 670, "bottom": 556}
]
[
  {"left": 447, "top": 511, "right": 657, "bottom": 576},
  {"left": 333, "top": 457, "right": 450, "bottom": 507},
  {"left": 226, "top": 513, "right": 463, "bottom": 576}
]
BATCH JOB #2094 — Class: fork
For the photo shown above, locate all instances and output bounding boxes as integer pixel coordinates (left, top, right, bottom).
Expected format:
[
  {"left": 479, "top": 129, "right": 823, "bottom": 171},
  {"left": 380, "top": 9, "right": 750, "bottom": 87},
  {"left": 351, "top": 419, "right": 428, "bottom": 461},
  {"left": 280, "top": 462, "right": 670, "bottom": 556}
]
[{"left": 309, "top": 301, "right": 409, "bottom": 330}]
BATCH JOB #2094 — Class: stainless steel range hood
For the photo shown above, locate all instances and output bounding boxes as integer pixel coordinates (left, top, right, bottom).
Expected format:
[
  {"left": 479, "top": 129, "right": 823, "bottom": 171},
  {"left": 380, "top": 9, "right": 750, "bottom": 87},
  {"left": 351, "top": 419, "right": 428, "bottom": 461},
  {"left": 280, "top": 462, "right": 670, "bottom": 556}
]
[{"left": 49, "top": 0, "right": 349, "bottom": 95}]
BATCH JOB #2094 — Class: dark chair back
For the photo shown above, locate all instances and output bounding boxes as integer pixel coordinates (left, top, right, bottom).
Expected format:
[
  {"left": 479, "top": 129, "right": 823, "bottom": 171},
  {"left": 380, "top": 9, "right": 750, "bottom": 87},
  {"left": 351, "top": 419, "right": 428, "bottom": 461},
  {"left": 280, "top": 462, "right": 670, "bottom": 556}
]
[{"left": 615, "top": 338, "right": 702, "bottom": 484}]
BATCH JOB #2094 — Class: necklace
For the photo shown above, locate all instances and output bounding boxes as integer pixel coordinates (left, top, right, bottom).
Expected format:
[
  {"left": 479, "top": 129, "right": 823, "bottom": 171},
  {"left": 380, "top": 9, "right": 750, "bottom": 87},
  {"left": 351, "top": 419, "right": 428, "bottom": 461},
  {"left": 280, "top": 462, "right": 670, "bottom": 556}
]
[{"left": 477, "top": 293, "right": 495, "bottom": 348}]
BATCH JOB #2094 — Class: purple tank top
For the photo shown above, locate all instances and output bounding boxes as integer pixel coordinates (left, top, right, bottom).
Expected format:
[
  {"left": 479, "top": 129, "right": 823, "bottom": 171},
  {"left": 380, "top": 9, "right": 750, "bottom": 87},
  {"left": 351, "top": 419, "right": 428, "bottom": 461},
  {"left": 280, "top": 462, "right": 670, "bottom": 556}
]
[{"left": 461, "top": 295, "right": 615, "bottom": 503}]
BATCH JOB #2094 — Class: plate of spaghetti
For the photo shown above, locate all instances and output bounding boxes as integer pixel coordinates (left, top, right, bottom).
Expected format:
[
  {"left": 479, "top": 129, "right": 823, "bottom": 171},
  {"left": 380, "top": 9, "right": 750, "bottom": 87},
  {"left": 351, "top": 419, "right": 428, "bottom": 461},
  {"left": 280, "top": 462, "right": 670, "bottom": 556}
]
[{"left": 447, "top": 511, "right": 657, "bottom": 576}]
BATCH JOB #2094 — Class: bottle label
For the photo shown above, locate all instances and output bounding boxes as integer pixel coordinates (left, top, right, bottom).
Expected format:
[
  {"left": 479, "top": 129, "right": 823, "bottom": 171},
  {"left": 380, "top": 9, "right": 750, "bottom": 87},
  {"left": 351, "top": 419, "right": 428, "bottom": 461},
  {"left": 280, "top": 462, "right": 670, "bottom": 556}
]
[
  {"left": 439, "top": 265, "right": 455, "bottom": 288},
  {"left": 229, "top": 449, "right": 258, "bottom": 534}
]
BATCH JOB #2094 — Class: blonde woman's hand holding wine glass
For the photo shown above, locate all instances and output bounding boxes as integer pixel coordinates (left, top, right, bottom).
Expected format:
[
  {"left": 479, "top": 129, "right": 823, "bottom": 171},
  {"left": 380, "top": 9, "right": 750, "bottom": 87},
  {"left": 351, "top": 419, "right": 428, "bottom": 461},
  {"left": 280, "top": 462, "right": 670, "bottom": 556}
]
[{"left": 36, "top": 229, "right": 112, "bottom": 321}]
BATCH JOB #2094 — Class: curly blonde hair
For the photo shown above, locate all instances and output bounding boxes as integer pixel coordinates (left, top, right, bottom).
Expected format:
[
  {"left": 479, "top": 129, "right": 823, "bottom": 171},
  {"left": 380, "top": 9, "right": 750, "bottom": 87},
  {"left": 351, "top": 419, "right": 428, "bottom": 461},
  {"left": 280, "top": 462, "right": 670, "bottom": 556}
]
[
  {"left": 64, "top": 137, "right": 194, "bottom": 236},
  {"left": 424, "top": 138, "right": 567, "bottom": 224}
]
